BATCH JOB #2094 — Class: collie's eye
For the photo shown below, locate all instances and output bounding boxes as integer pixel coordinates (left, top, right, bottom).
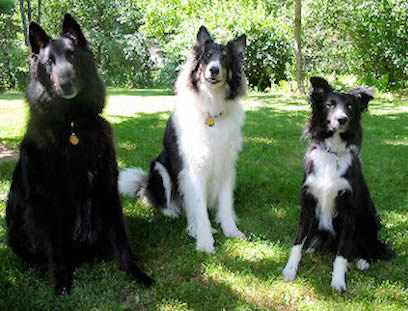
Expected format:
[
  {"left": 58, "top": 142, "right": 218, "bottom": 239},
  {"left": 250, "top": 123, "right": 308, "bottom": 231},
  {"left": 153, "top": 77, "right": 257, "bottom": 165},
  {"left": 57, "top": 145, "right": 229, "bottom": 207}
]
[
  {"left": 46, "top": 57, "right": 54, "bottom": 66},
  {"left": 205, "top": 50, "right": 213, "bottom": 58},
  {"left": 327, "top": 101, "right": 335, "bottom": 107},
  {"left": 347, "top": 104, "right": 352, "bottom": 110}
]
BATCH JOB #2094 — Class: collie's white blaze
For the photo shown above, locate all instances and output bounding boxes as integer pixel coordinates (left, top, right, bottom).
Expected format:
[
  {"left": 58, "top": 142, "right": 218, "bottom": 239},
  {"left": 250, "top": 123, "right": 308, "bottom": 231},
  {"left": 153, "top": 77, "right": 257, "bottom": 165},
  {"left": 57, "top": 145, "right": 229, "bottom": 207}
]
[
  {"left": 331, "top": 255, "right": 348, "bottom": 292},
  {"left": 282, "top": 244, "right": 303, "bottom": 282},
  {"left": 173, "top": 59, "right": 245, "bottom": 253},
  {"left": 118, "top": 167, "right": 147, "bottom": 197},
  {"left": 304, "top": 134, "right": 355, "bottom": 233},
  {"left": 357, "top": 258, "right": 370, "bottom": 270}
]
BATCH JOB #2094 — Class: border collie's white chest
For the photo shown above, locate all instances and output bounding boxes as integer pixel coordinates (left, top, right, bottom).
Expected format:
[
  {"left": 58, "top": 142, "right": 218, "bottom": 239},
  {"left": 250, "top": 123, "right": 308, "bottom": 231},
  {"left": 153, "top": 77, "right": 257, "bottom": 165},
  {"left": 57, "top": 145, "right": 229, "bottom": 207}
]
[{"left": 304, "top": 136, "right": 356, "bottom": 233}]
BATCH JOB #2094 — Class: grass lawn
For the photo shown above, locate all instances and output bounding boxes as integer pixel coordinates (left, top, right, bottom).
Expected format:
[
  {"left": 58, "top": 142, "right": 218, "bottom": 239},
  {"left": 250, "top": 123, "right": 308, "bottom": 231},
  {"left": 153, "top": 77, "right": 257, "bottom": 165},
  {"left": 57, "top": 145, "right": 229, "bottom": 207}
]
[{"left": 0, "top": 89, "right": 407, "bottom": 310}]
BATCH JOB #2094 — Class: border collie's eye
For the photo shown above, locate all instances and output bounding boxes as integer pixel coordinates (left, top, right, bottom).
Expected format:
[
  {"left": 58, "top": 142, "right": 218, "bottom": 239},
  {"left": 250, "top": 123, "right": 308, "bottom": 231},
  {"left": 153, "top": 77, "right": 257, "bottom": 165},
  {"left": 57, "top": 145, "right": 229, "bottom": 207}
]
[
  {"left": 46, "top": 58, "right": 54, "bottom": 66},
  {"left": 206, "top": 50, "right": 213, "bottom": 58},
  {"left": 327, "top": 101, "right": 335, "bottom": 107},
  {"left": 347, "top": 104, "right": 352, "bottom": 110}
]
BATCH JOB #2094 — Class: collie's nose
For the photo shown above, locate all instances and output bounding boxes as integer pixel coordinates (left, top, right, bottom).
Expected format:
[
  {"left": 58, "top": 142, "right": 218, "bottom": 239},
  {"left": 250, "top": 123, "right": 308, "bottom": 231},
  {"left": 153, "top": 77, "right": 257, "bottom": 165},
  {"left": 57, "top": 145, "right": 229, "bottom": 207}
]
[
  {"left": 338, "top": 117, "right": 348, "bottom": 125},
  {"left": 209, "top": 66, "right": 219, "bottom": 76}
]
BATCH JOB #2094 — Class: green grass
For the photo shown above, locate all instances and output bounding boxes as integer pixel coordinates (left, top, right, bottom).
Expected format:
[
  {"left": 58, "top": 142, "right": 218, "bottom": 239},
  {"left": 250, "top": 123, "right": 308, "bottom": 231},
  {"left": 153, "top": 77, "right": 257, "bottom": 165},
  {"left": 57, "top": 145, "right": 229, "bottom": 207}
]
[{"left": 0, "top": 90, "right": 407, "bottom": 310}]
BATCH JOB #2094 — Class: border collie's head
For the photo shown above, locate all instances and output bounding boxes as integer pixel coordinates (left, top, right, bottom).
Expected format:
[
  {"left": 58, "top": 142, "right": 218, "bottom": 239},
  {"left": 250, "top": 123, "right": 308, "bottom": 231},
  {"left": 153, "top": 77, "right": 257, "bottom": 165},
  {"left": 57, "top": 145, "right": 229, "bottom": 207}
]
[
  {"left": 188, "top": 26, "right": 246, "bottom": 100},
  {"left": 306, "top": 77, "right": 374, "bottom": 143},
  {"left": 28, "top": 14, "right": 90, "bottom": 99}
]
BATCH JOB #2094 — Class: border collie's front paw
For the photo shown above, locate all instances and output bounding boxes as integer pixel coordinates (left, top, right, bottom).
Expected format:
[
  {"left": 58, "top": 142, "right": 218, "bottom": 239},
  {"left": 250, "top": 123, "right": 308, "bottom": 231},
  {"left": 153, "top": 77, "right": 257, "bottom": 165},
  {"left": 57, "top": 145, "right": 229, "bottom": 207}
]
[
  {"left": 282, "top": 264, "right": 297, "bottom": 282},
  {"left": 356, "top": 259, "right": 370, "bottom": 271},
  {"left": 196, "top": 234, "right": 215, "bottom": 253},
  {"left": 331, "top": 275, "right": 347, "bottom": 293},
  {"left": 127, "top": 261, "right": 154, "bottom": 287},
  {"left": 224, "top": 228, "right": 245, "bottom": 239}
]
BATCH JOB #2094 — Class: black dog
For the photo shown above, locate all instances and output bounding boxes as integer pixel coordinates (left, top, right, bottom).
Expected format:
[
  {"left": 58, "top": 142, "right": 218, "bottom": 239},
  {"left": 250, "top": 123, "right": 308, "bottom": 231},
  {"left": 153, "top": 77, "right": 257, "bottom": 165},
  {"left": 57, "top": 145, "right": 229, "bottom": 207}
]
[
  {"left": 283, "top": 77, "right": 393, "bottom": 293},
  {"left": 6, "top": 14, "right": 153, "bottom": 295}
]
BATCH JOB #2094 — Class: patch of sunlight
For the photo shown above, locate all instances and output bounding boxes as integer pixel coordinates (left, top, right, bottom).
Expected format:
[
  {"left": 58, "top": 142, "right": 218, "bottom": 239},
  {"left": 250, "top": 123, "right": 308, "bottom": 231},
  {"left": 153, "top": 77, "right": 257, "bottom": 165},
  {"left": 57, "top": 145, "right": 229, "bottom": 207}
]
[
  {"left": 157, "top": 299, "right": 190, "bottom": 311},
  {"left": 369, "top": 103, "right": 408, "bottom": 115},
  {"left": 118, "top": 141, "right": 138, "bottom": 151},
  {"left": 205, "top": 263, "right": 318, "bottom": 310},
  {"left": 243, "top": 136, "right": 277, "bottom": 145},
  {"left": 244, "top": 96, "right": 309, "bottom": 112},
  {"left": 106, "top": 95, "right": 175, "bottom": 115},
  {"left": 383, "top": 138, "right": 408, "bottom": 146},
  {"left": 222, "top": 238, "right": 284, "bottom": 263}
]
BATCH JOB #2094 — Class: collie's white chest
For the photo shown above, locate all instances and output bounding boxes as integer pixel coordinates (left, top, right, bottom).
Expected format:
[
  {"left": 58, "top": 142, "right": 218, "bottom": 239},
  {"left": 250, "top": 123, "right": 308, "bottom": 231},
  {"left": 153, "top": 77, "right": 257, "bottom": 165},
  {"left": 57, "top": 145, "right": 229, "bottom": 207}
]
[
  {"left": 304, "top": 146, "right": 354, "bottom": 233},
  {"left": 173, "top": 91, "right": 244, "bottom": 178}
]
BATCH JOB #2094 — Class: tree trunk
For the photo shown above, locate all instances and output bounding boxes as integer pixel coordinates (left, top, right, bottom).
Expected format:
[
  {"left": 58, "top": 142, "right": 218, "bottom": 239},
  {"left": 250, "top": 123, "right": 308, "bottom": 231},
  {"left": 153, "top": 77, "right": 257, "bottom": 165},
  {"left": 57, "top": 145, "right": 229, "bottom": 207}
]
[
  {"left": 294, "top": 0, "right": 304, "bottom": 94},
  {"left": 19, "top": 0, "right": 28, "bottom": 46},
  {"left": 26, "top": 0, "right": 32, "bottom": 21},
  {"left": 37, "top": 0, "right": 41, "bottom": 24}
]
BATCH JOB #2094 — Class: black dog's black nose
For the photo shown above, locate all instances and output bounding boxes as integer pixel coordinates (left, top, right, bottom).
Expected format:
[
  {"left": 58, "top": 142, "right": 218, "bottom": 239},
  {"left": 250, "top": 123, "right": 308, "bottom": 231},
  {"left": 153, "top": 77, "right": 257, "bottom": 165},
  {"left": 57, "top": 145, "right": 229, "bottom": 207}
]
[
  {"left": 60, "top": 79, "right": 73, "bottom": 91},
  {"left": 338, "top": 117, "right": 348, "bottom": 125},
  {"left": 209, "top": 66, "right": 219, "bottom": 76}
]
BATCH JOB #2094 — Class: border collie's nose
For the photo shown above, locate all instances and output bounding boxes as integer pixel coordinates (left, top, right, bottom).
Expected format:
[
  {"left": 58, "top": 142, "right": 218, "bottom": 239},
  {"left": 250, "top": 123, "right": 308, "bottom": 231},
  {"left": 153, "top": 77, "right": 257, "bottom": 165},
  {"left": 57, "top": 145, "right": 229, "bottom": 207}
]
[
  {"left": 338, "top": 117, "right": 348, "bottom": 125},
  {"left": 60, "top": 79, "right": 73, "bottom": 91},
  {"left": 209, "top": 66, "right": 219, "bottom": 76}
]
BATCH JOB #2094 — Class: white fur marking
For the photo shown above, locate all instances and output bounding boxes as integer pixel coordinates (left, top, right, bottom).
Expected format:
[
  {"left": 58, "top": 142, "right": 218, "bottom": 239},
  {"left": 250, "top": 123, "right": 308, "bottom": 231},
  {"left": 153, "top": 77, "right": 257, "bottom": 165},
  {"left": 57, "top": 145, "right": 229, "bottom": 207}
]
[
  {"left": 118, "top": 168, "right": 147, "bottom": 197},
  {"left": 331, "top": 256, "right": 348, "bottom": 292},
  {"left": 283, "top": 244, "right": 303, "bottom": 282},
  {"left": 357, "top": 259, "right": 370, "bottom": 271},
  {"left": 305, "top": 134, "right": 354, "bottom": 233}
]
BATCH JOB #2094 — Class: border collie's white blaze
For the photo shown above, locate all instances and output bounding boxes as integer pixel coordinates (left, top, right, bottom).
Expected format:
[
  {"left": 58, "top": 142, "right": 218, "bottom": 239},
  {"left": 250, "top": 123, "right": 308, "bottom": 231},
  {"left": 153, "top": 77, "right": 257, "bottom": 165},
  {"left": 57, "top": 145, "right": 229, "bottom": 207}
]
[
  {"left": 118, "top": 26, "right": 247, "bottom": 253},
  {"left": 283, "top": 77, "right": 394, "bottom": 293}
]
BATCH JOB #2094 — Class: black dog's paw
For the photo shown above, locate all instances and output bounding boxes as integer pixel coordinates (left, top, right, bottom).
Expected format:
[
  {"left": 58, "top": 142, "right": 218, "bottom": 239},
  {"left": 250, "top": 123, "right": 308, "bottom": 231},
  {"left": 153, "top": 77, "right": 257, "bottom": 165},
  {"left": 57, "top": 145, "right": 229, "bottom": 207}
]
[
  {"left": 51, "top": 267, "right": 74, "bottom": 296},
  {"left": 127, "top": 261, "right": 154, "bottom": 287}
]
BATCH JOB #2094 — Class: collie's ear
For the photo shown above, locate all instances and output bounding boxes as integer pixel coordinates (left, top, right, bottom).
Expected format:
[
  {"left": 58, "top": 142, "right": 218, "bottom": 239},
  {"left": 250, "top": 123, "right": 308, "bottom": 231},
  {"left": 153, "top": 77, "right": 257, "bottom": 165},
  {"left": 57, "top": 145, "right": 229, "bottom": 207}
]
[
  {"left": 61, "top": 13, "right": 87, "bottom": 48},
  {"left": 348, "top": 86, "right": 374, "bottom": 112},
  {"left": 196, "top": 26, "right": 212, "bottom": 51},
  {"left": 310, "top": 77, "right": 333, "bottom": 102},
  {"left": 229, "top": 34, "right": 246, "bottom": 57},
  {"left": 29, "top": 22, "right": 51, "bottom": 54}
]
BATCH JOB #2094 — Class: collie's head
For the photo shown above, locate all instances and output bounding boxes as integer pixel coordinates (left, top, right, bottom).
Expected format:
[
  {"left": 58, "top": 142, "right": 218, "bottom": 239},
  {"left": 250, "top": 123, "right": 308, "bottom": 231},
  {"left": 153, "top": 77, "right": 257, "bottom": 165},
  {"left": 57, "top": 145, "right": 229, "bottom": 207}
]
[
  {"left": 305, "top": 77, "right": 374, "bottom": 143},
  {"left": 181, "top": 26, "right": 247, "bottom": 100}
]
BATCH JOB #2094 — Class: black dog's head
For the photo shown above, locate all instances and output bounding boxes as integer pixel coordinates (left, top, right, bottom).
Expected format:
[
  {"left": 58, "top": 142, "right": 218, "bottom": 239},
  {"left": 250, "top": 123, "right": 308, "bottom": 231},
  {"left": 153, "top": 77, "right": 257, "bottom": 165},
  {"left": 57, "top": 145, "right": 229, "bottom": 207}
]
[
  {"left": 306, "top": 77, "right": 374, "bottom": 143},
  {"left": 189, "top": 26, "right": 246, "bottom": 100},
  {"left": 28, "top": 14, "right": 90, "bottom": 100}
]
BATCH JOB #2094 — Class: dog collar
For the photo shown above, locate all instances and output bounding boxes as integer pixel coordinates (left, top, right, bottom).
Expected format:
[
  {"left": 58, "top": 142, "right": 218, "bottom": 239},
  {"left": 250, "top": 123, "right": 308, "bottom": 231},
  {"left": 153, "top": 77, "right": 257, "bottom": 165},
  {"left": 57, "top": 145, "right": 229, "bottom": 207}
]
[
  {"left": 69, "top": 121, "right": 79, "bottom": 145},
  {"left": 205, "top": 112, "right": 223, "bottom": 127}
]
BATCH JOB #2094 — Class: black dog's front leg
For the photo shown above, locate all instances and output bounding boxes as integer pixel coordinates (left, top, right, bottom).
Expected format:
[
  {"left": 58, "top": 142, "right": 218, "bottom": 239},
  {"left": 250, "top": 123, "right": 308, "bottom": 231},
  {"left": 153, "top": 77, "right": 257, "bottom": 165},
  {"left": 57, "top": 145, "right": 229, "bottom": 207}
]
[
  {"left": 104, "top": 194, "right": 154, "bottom": 286},
  {"left": 331, "top": 192, "right": 355, "bottom": 293},
  {"left": 283, "top": 188, "right": 317, "bottom": 281}
]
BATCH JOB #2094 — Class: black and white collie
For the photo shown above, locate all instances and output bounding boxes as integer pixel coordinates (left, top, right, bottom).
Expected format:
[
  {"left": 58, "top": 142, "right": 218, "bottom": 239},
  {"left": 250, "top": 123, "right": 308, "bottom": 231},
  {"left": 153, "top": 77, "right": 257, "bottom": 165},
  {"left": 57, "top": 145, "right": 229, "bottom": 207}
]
[
  {"left": 119, "top": 26, "right": 247, "bottom": 253},
  {"left": 282, "top": 77, "right": 393, "bottom": 292},
  {"left": 6, "top": 14, "right": 153, "bottom": 295}
]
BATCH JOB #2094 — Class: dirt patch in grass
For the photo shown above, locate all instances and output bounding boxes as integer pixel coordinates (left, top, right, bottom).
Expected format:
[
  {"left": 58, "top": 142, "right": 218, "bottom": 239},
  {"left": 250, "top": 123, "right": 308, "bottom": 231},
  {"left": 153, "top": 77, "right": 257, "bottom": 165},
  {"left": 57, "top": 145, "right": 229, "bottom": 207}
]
[{"left": 0, "top": 143, "right": 18, "bottom": 162}]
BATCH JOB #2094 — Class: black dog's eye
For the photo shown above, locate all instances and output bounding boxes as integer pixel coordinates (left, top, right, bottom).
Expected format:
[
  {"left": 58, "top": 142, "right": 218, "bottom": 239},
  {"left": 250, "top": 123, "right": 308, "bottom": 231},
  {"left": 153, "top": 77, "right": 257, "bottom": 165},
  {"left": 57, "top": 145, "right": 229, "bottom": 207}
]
[
  {"left": 46, "top": 56, "right": 54, "bottom": 66},
  {"left": 327, "top": 100, "right": 335, "bottom": 107},
  {"left": 205, "top": 50, "right": 214, "bottom": 58},
  {"left": 347, "top": 104, "right": 352, "bottom": 110}
]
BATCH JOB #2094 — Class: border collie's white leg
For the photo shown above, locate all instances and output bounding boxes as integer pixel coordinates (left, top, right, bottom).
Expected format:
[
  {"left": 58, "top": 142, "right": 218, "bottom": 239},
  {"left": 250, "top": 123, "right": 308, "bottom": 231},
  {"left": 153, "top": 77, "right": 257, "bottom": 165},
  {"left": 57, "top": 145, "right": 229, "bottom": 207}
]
[
  {"left": 283, "top": 189, "right": 316, "bottom": 282},
  {"left": 217, "top": 173, "right": 244, "bottom": 239},
  {"left": 181, "top": 172, "right": 215, "bottom": 253},
  {"left": 331, "top": 256, "right": 348, "bottom": 292}
]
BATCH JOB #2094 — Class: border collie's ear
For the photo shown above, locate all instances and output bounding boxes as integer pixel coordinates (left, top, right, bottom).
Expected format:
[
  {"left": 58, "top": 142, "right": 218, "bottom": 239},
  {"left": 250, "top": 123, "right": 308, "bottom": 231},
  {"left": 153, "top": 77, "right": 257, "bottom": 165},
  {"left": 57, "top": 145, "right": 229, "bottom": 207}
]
[
  {"left": 61, "top": 13, "right": 87, "bottom": 48},
  {"left": 310, "top": 77, "right": 333, "bottom": 102},
  {"left": 229, "top": 34, "right": 246, "bottom": 57},
  {"left": 196, "top": 26, "right": 212, "bottom": 51},
  {"left": 348, "top": 86, "right": 374, "bottom": 112},
  {"left": 29, "top": 22, "right": 51, "bottom": 54}
]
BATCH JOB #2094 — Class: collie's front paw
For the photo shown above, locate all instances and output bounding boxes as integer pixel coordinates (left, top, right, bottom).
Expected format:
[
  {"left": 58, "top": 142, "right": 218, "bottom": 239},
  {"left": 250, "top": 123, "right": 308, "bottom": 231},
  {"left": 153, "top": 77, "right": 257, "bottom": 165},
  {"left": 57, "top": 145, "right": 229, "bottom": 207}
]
[
  {"left": 331, "top": 275, "right": 347, "bottom": 293},
  {"left": 224, "top": 228, "right": 245, "bottom": 239},
  {"left": 356, "top": 259, "right": 370, "bottom": 271},
  {"left": 196, "top": 235, "right": 215, "bottom": 253},
  {"left": 282, "top": 264, "right": 297, "bottom": 282}
]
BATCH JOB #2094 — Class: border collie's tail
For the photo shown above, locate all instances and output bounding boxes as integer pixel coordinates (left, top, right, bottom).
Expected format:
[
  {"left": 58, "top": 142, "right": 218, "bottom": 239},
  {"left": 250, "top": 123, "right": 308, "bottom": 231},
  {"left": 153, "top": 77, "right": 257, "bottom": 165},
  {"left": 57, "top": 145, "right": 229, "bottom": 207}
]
[{"left": 118, "top": 168, "right": 148, "bottom": 197}]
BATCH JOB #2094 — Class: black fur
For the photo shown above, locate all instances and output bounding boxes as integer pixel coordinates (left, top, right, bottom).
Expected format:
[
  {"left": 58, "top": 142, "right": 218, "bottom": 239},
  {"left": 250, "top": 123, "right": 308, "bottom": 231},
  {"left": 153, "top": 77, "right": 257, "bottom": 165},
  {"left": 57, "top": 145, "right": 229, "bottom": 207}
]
[
  {"left": 6, "top": 14, "right": 153, "bottom": 295},
  {"left": 145, "top": 115, "right": 183, "bottom": 210},
  {"left": 188, "top": 26, "right": 246, "bottom": 100},
  {"left": 289, "top": 77, "right": 393, "bottom": 291}
]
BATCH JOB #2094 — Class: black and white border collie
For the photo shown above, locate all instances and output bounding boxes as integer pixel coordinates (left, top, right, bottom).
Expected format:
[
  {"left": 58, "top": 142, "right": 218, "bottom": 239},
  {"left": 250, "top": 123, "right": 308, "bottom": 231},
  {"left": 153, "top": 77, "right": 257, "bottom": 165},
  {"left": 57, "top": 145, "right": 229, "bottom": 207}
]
[
  {"left": 283, "top": 77, "right": 394, "bottom": 292},
  {"left": 119, "top": 26, "right": 247, "bottom": 253}
]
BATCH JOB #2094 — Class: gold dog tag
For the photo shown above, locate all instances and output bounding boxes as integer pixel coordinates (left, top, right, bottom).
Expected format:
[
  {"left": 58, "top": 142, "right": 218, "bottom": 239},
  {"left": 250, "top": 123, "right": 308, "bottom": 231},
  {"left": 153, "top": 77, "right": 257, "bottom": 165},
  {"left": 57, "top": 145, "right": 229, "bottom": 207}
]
[
  {"left": 205, "top": 117, "right": 215, "bottom": 127},
  {"left": 69, "top": 133, "right": 79, "bottom": 145}
]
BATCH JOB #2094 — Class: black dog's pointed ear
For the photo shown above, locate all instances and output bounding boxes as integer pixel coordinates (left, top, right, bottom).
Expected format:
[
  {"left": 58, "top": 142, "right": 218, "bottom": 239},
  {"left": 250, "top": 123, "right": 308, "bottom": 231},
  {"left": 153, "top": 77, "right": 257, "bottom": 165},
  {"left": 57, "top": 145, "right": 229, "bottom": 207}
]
[
  {"left": 229, "top": 34, "right": 246, "bottom": 57},
  {"left": 196, "top": 26, "right": 212, "bottom": 50},
  {"left": 348, "top": 86, "right": 374, "bottom": 112},
  {"left": 310, "top": 77, "right": 333, "bottom": 102},
  {"left": 61, "top": 13, "right": 87, "bottom": 47},
  {"left": 29, "top": 22, "right": 51, "bottom": 54}
]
